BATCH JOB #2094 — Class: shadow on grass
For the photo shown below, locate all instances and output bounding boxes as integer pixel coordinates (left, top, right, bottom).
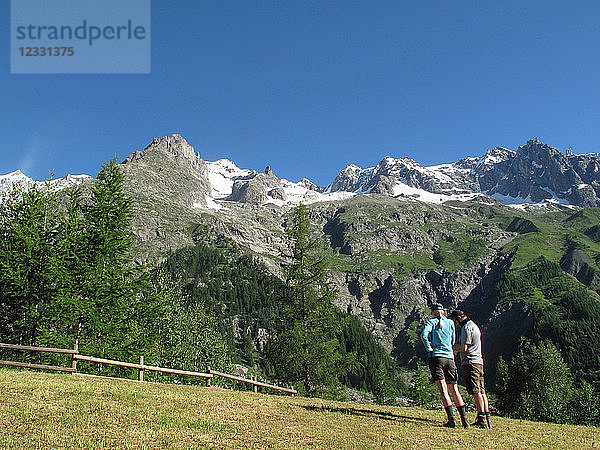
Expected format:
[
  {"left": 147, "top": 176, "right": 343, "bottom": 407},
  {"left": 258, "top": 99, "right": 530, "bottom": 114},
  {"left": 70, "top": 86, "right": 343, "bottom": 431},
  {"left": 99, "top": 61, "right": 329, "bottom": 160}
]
[{"left": 296, "top": 404, "right": 439, "bottom": 426}]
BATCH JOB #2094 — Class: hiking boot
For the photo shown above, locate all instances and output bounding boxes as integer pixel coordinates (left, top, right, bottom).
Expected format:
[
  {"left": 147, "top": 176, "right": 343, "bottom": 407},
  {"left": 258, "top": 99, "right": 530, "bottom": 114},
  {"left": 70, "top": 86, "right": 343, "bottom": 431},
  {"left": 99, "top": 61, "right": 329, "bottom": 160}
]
[
  {"left": 472, "top": 413, "right": 488, "bottom": 429},
  {"left": 443, "top": 405, "right": 457, "bottom": 428},
  {"left": 485, "top": 412, "right": 492, "bottom": 429},
  {"left": 443, "top": 419, "right": 457, "bottom": 428},
  {"left": 457, "top": 405, "right": 469, "bottom": 428}
]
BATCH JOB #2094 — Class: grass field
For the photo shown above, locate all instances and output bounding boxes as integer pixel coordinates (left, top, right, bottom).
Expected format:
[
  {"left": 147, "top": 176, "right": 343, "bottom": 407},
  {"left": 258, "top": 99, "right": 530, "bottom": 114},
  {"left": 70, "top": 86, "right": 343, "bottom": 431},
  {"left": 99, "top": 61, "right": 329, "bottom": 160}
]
[{"left": 0, "top": 369, "right": 597, "bottom": 449}]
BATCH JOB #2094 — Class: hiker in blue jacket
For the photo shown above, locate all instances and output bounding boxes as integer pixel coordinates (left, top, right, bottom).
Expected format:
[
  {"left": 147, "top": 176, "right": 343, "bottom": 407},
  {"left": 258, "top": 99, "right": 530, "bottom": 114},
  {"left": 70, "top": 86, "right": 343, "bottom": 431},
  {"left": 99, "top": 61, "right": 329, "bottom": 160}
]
[{"left": 421, "top": 303, "right": 469, "bottom": 428}]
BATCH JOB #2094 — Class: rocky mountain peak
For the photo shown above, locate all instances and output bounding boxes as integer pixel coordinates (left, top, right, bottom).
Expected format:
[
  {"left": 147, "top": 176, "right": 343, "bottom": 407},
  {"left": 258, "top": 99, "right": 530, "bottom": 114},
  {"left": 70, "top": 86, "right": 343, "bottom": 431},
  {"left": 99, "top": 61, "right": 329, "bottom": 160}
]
[
  {"left": 476, "top": 139, "right": 600, "bottom": 206},
  {"left": 329, "top": 164, "right": 367, "bottom": 192},
  {"left": 517, "top": 139, "right": 565, "bottom": 162},
  {"left": 118, "top": 135, "right": 212, "bottom": 211},
  {"left": 226, "top": 166, "right": 286, "bottom": 204},
  {"left": 264, "top": 166, "right": 276, "bottom": 178},
  {"left": 299, "top": 178, "right": 321, "bottom": 192},
  {"left": 485, "top": 146, "right": 514, "bottom": 162},
  {"left": 455, "top": 147, "right": 514, "bottom": 174},
  {"left": 122, "top": 134, "right": 206, "bottom": 173}
]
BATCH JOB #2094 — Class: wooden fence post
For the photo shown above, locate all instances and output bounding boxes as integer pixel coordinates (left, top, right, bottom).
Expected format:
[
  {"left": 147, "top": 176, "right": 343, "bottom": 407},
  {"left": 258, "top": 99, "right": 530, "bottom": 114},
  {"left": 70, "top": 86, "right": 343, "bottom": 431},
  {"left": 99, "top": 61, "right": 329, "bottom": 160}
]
[
  {"left": 139, "top": 355, "right": 144, "bottom": 382},
  {"left": 253, "top": 365, "right": 258, "bottom": 393},
  {"left": 71, "top": 340, "right": 78, "bottom": 374},
  {"left": 207, "top": 367, "right": 211, "bottom": 387}
]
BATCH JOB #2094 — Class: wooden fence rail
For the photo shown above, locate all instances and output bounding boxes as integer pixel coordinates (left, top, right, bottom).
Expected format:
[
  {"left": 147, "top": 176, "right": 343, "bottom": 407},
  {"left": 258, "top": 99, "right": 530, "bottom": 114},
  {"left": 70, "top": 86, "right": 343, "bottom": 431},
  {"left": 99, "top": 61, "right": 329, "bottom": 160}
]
[
  {"left": 0, "top": 342, "right": 296, "bottom": 395},
  {"left": 0, "top": 342, "right": 77, "bottom": 373},
  {"left": 0, "top": 360, "right": 75, "bottom": 373},
  {"left": 208, "top": 368, "right": 297, "bottom": 394},
  {"left": 73, "top": 354, "right": 213, "bottom": 383},
  {"left": 0, "top": 342, "right": 77, "bottom": 355}
]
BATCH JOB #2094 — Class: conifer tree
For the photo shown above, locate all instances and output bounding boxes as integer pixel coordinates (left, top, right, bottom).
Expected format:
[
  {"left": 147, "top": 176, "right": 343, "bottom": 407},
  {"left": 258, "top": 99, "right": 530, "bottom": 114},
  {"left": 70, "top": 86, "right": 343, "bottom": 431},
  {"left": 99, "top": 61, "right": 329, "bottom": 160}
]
[
  {"left": 267, "top": 204, "right": 351, "bottom": 396},
  {"left": 0, "top": 181, "right": 62, "bottom": 345},
  {"left": 77, "top": 158, "right": 140, "bottom": 359}
]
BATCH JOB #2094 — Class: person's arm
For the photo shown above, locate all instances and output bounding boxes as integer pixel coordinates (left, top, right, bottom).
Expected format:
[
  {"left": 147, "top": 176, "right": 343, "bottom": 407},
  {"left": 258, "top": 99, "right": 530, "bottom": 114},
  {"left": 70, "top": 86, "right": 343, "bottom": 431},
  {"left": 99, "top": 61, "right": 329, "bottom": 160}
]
[
  {"left": 463, "top": 323, "right": 474, "bottom": 346},
  {"left": 421, "top": 320, "right": 434, "bottom": 353},
  {"left": 452, "top": 324, "right": 467, "bottom": 353}
]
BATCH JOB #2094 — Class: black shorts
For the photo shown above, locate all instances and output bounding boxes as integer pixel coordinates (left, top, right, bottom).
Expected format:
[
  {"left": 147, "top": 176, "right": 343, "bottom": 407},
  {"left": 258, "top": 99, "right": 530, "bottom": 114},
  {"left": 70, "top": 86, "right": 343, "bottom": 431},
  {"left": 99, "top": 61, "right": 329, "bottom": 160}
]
[
  {"left": 428, "top": 357, "right": 458, "bottom": 384},
  {"left": 462, "top": 363, "right": 485, "bottom": 395}
]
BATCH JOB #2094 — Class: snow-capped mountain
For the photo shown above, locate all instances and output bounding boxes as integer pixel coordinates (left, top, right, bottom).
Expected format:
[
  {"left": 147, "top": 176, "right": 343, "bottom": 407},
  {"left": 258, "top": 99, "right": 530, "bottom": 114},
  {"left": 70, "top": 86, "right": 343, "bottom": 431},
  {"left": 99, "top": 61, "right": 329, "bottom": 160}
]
[
  {"left": 203, "top": 161, "right": 353, "bottom": 207},
  {"left": 0, "top": 170, "right": 91, "bottom": 201},
  {"left": 477, "top": 139, "right": 600, "bottom": 207},
  {"left": 0, "top": 170, "right": 32, "bottom": 194},
  {"left": 4, "top": 135, "right": 600, "bottom": 209},
  {"left": 325, "top": 139, "right": 600, "bottom": 208},
  {"left": 327, "top": 156, "right": 479, "bottom": 203}
]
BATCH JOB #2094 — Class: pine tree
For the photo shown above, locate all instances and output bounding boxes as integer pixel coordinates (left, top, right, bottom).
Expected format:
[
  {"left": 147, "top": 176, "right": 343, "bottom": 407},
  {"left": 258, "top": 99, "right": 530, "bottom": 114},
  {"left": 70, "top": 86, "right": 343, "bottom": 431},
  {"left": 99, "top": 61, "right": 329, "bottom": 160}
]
[
  {"left": 267, "top": 204, "right": 352, "bottom": 397},
  {"left": 0, "top": 181, "right": 62, "bottom": 345},
  {"left": 36, "top": 185, "right": 88, "bottom": 349},
  {"left": 77, "top": 158, "right": 140, "bottom": 359}
]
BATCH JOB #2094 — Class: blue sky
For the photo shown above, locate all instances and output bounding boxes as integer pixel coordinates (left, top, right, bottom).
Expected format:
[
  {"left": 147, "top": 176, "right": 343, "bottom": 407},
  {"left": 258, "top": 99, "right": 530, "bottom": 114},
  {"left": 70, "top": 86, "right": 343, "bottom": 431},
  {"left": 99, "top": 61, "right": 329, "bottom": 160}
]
[{"left": 3, "top": 1, "right": 600, "bottom": 186}]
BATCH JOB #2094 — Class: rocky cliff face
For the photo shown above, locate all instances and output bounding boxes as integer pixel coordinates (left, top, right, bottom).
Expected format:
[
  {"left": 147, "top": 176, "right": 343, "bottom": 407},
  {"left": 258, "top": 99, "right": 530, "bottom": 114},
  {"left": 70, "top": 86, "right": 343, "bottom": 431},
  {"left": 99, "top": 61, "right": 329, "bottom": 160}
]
[
  {"left": 479, "top": 139, "right": 600, "bottom": 206},
  {"left": 560, "top": 248, "right": 600, "bottom": 290},
  {"left": 227, "top": 166, "right": 287, "bottom": 204},
  {"left": 118, "top": 135, "right": 214, "bottom": 259},
  {"left": 329, "top": 243, "right": 517, "bottom": 368}
]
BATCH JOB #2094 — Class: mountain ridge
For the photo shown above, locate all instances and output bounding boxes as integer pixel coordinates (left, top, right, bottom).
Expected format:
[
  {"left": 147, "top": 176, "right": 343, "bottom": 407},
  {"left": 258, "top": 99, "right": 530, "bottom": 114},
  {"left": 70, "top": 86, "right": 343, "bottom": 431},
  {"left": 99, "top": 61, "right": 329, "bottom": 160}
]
[{"left": 3, "top": 135, "right": 598, "bottom": 209}]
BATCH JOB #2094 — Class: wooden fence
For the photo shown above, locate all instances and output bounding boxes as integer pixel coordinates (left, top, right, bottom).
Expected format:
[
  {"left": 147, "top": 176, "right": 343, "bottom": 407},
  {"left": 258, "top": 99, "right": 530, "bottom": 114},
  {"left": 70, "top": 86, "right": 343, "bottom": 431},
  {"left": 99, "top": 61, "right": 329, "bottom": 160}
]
[{"left": 0, "top": 342, "right": 296, "bottom": 395}]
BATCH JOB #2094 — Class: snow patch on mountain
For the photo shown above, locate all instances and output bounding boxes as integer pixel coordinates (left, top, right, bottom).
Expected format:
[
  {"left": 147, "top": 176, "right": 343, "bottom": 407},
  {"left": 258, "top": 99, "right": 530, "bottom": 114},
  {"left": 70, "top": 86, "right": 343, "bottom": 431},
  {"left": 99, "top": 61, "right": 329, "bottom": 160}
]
[
  {"left": 0, "top": 170, "right": 91, "bottom": 201},
  {"left": 206, "top": 159, "right": 255, "bottom": 199},
  {"left": 392, "top": 180, "right": 481, "bottom": 204},
  {"left": 0, "top": 170, "right": 31, "bottom": 192}
]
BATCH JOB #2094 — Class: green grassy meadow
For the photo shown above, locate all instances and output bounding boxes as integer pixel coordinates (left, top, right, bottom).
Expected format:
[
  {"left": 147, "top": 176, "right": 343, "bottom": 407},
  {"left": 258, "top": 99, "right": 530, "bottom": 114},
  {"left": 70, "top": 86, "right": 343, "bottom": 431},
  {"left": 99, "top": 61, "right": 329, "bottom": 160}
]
[{"left": 0, "top": 369, "right": 597, "bottom": 449}]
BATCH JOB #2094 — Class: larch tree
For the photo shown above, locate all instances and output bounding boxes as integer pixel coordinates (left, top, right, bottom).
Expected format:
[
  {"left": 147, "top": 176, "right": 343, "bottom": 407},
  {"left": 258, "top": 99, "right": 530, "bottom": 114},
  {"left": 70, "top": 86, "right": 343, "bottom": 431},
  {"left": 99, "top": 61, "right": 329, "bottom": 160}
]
[{"left": 267, "top": 203, "right": 351, "bottom": 397}]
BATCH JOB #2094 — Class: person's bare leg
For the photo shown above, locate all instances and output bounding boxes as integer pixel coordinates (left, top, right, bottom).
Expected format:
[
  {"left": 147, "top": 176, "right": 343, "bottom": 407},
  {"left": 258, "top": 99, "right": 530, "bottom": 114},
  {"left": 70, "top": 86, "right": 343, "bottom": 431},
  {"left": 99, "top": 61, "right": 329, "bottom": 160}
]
[
  {"left": 482, "top": 391, "right": 492, "bottom": 428},
  {"left": 473, "top": 392, "right": 485, "bottom": 413},
  {"left": 482, "top": 392, "right": 489, "bottom": 411},
  {"left": 473, "top": 392, "right": 488, "bottom": 428},
  {"left": 447, "top": 383, "right": 464, "bottom": 406},
  {"left": 448, "top": 383, "right": 469, "bottom": 428},
  {"left": 436, "top": 380, "right": 456, "bottom": 427},
  {"left": 435, "top": 380, "right": 452, "bottom": 407}
]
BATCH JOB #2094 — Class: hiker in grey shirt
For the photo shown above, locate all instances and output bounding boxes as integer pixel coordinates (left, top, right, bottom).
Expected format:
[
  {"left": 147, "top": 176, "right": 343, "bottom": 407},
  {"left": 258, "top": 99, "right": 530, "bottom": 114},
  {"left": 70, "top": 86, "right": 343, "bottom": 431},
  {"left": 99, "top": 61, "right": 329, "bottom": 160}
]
[{"left": 450, "top": 310, "right": 492, "bottom": 429}]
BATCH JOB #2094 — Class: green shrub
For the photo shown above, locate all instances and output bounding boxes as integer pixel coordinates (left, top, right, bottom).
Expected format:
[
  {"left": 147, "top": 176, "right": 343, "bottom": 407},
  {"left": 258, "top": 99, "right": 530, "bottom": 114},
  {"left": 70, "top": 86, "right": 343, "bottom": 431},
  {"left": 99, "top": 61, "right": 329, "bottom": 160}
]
[
  {"left": 496, "top": 340, "right": 572, "bottom": 423},
  {"left": 408, "top": 363, "right": 439, "bottom": 408}
]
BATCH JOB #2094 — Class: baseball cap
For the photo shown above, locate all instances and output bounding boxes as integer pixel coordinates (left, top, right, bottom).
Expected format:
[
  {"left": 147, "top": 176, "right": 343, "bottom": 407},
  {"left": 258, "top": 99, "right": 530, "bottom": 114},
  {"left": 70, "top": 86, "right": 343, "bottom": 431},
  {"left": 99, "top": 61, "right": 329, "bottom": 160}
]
[{"left": 449, "top": 310, "right": 465, "bottom": 320}]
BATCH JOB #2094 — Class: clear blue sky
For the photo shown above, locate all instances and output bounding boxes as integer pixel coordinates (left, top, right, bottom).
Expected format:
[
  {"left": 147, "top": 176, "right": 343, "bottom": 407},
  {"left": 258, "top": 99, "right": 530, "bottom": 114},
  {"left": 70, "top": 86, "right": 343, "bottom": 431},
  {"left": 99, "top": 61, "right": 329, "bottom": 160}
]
[{"left": 3, "top": 1, "right": 600, "bottom": 186}]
